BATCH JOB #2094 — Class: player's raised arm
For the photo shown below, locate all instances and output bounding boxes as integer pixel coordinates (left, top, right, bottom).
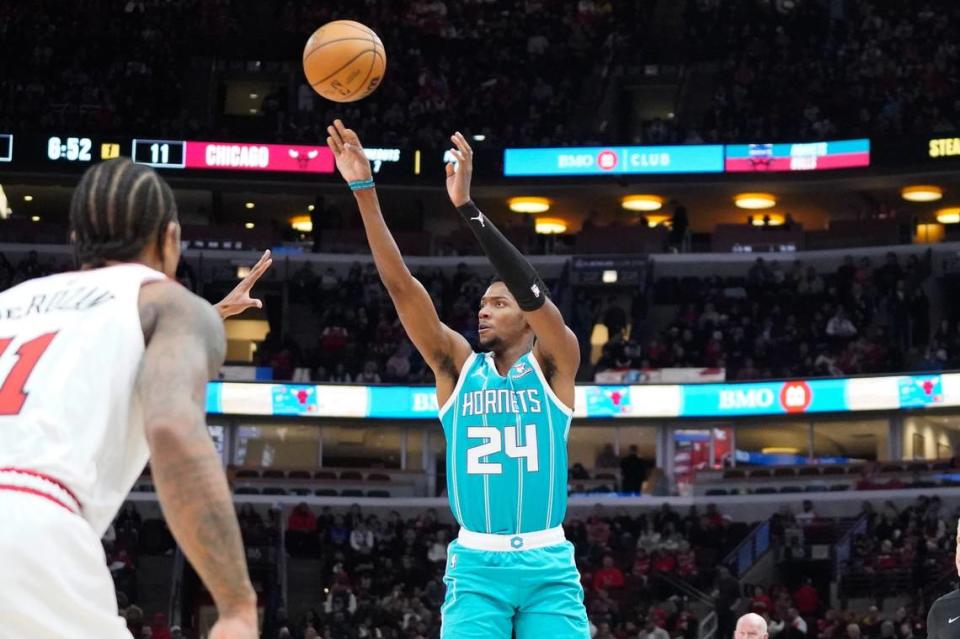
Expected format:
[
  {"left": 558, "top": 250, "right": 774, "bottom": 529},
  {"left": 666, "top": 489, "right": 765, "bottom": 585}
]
[
  {"left": 445, "top": 132, "right": 579, "bottom": 393},
  {"left": 326, "top": 120, "right": 472, "bottom": 398},
  {"left": 137, "top": 282, "right": 257, "bottom": 639}
]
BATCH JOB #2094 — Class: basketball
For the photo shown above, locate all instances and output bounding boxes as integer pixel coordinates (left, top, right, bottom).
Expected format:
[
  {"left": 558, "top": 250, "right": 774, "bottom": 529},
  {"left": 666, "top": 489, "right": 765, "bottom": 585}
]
[{"left": 303, "top": 20, "right": 386, "bottom": 103}]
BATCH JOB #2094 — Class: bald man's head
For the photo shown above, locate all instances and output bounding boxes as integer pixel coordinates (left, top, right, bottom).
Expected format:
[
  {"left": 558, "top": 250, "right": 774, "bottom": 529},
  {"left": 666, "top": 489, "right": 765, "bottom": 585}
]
[{"left": 735, "top": 613, "right": 768, "bottom": 639}]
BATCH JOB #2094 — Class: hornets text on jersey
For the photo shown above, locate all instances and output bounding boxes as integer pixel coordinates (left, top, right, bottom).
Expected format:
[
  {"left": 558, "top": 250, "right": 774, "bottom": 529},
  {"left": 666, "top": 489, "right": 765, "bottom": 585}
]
[{"left": 438, "top": 351, "right": 573, "bottom": 535}]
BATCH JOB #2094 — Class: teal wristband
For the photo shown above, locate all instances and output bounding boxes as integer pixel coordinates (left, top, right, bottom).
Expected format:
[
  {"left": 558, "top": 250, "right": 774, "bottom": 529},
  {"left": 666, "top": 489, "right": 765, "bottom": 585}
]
[{"left": 348, "top": 178, "right": 375, "bottom": 191}]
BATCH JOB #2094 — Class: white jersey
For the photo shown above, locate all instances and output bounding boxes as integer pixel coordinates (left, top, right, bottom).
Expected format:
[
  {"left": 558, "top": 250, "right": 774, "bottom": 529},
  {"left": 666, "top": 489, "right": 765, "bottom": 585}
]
[{"left": 0, "top": 263, "right": 165, "bottom": 536}]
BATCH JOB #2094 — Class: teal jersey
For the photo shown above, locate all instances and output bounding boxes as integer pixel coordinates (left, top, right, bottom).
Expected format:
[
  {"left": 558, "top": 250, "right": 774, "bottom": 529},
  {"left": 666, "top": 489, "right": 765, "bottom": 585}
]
[{"left": 438, "top": 351, "right": 573, "bottom": 535}]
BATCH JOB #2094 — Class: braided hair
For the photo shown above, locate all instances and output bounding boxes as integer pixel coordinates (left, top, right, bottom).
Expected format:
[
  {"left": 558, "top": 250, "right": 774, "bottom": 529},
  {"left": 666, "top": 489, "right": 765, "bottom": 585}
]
[{"left": 69, "top": 158, "right": 178, "bottom": 267}]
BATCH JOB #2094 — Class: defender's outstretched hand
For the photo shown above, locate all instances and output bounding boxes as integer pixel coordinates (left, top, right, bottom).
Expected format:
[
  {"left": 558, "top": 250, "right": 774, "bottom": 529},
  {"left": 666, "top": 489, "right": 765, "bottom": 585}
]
[
  {"left": 445, "top": 132, "right": 473, "bottom": 207},
  {"left": 327, "top": 119, "right": 373, "bottom": 183},
  {"left": 214, "top": 250, "right": 272, "bottom": 319}
]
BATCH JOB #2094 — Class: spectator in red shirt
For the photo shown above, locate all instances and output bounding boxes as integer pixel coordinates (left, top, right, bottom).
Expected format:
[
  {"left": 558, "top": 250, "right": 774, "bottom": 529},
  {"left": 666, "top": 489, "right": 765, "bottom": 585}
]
[
  {"left": 633, "top": 548, "right": 652, "bottom": 575},
  {"left": 705, "top": 503, "right": 724, "bottom": 528},
  {"left": 792, "top": 577, "right": 821, "bottom": 617},
  {"left": 286, "top": 502, "right": 318, "bottom": 556},
  {"left": 676, "top": 541, "right": 698, "bottom": 578},
  {"left": 150, "top": 613, "right": 172, "bottom": 639},
  {"left": 874, "top": 540, "right": 899, "bottom": 570},
  {"left": 593, "top": 555, "right": 625, "bottom": 591},
  {"left": 652, "top": 550, "right": 677, "bottom": 573},
  {"left": 289, "top": 502, "right": 317, "bottom": 532},
  {"left": 750, "top": 584, "right": 773, "bottom": 615},
  {"left": 817, "top": 609, "right": 842, "bottom": 639},
  {"left": 319, "top": 324, "right": 349, "bottom": 360}
]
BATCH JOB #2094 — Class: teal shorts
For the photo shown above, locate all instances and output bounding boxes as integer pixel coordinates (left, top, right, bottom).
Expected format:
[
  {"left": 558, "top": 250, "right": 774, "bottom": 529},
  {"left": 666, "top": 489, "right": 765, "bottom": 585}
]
[{"left": 440, "top": 539, "right": 590, "bottom": 639}]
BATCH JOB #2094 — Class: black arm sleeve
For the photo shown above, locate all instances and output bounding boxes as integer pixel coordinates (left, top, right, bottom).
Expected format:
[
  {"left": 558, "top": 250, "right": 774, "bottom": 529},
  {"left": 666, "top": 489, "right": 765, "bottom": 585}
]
[{"left": 457, "top": 200, "right": 546, "bottom": 311}]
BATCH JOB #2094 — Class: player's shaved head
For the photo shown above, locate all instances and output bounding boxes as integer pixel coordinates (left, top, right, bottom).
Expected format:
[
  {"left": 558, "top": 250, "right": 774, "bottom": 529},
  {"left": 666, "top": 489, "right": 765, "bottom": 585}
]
[{"left": 735, "top": 613, "right": 768, "bottom": 639}]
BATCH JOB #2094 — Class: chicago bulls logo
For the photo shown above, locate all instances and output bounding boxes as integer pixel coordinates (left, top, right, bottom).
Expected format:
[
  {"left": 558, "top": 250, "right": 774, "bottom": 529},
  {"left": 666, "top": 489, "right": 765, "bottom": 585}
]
[{"left": 289, "top": 148, "right": 320, "bottom": 169}]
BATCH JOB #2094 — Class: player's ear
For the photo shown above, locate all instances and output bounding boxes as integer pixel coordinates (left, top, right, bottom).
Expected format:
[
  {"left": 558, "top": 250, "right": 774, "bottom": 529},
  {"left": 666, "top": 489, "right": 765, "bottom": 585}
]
[
  {"left": 162, "top": 221, "right": 180, "bottom": 248},
  {"left": 160, "top": 221, "right": 181, "bottom": 277}
]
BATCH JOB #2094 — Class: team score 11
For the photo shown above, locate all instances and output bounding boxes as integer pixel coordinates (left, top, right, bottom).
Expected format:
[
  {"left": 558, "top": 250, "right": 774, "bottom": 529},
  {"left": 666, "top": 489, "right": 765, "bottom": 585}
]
[
  {"left": 0, "top": 332, "right": 58, "bottom": 415},
  {"left": 466, "top": 425, "right": 540, "bottom": 474}
]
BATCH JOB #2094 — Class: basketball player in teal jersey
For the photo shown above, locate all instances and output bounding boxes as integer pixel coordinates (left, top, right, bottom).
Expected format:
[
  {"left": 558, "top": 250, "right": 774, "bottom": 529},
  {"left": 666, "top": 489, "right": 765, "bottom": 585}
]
[{"left": 326, "top": 120, "right": 589, "bottom": 638}]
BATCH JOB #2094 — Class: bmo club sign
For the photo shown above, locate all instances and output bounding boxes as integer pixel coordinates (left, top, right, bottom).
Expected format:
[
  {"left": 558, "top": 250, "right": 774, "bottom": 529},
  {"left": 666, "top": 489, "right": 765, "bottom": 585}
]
[{"left": 680, "top": 379, "right": 845, "bottom": 417}]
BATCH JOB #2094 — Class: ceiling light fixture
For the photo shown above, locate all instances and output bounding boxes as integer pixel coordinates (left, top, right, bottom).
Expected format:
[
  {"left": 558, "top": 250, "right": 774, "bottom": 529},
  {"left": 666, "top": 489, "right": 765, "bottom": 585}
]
[
  {"left": 508, "top": 196, "right": 550, "bottom": 214},
  {"left": 534, "top": 217, "right": 567, "bottom": 234},
  {"left": 621, "top": 195, "right": 664, "bottom": 212},
  {"left": 901, "top": 185, "right": 943, "bottom": 202},
  {"left": 645, "top": 214, "right": 671, "bottom": 227},
  {"left": 735, "top": 193, "right": 777, "bottom": 209},
  {"left": 290, "top": 215, "right": 313, "bottom": 232},
  {"left": 936, "top": 207, "right": 960, "bottom": 224},
  {"left": 750, "top": 213, "right": 785, "bottom": 226}
]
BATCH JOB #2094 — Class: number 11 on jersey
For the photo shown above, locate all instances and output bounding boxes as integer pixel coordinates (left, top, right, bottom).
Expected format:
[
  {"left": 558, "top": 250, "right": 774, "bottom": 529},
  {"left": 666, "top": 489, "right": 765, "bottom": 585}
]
[{"left": 0, "top": 332, "right": 58, "bottom": 416}]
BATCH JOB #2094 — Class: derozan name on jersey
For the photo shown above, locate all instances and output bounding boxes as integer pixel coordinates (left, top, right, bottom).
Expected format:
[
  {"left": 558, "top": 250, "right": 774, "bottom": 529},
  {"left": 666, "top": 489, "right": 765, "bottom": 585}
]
[
  {"left": 0, "top": 286, "right": 115, "bottom": 319},
  {"left": 203, "top": 144, "right": 270, "bottom": 168}
]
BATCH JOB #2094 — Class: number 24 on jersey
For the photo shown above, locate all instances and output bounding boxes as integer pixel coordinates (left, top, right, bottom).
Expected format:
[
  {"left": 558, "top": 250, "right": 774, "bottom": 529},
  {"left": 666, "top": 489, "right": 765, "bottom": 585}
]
[{"left": 466, "top": 425, "right": 540, "bottom": 474}]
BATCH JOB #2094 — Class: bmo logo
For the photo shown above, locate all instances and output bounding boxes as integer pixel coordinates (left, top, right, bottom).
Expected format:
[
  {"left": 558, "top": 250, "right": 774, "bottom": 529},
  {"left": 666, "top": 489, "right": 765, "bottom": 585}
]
[
  {"left": 718, "top": 388, "right": 775, "bottom": 410},
  {"left": 412, "top": 392, "right": 438, "bottom": 412},
  {"left": 780, "top": 381, "right": 812, "bottom": 413},
  {"left": 597, "top": 150, "right": 619, "bottom": 170}
]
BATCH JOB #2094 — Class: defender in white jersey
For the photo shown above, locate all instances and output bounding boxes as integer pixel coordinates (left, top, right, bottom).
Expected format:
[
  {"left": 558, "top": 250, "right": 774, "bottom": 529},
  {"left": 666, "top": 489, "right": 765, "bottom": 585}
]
[{"left": 0, "top": 158, "right": 270, "bottom": 639}]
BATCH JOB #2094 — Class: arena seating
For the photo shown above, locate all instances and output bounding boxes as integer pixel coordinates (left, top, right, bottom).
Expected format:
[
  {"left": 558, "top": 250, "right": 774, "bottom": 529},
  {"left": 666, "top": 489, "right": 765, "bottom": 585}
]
[
  {"left": 108, "top": 492, "right": 957, "bottom": 639},
  {"left": 7, "top": 1, "right": 955, "bottom": 146},
  {"left": 0, "top": 0, "right": 646, "bottom": 146},
  {"left": 674, "top": 0, "right": 960, "bottom": 144},
  {"left": 229, "top": 467, "right": 422, "bottom": 499},
  {"left": 599, "top": 250, "right": 938, "bottom": 381},
  {"left": 2, "top": 242, "right": 954, "bottom": 386},
  {"left": 132, "top": 465, "right": 624, "bottom": 499},
  {"left": 695, "top": 461, "right": 955, "bottom": 497}
]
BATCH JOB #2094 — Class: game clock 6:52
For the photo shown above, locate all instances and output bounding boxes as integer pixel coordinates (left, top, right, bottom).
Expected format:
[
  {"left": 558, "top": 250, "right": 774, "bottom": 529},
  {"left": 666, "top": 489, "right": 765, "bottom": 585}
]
[{"left": 47, "top": 136, "right": 93, "bottom": 162}]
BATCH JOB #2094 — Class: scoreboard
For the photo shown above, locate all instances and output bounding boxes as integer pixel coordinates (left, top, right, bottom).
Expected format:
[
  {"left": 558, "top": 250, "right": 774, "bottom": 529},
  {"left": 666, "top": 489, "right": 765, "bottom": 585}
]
[
  {"left": 724, "top": 139, "right": 871, "bottom": 172},
  {"left": 13, "top": 130, "right": 960, "bottom": 181},
  {"left": 0, "top": 133, "right": 407, "bottom": 178},
  {"left": 131, "top": 139, "right": 336, "bottom": 173},
  {"left": 0, "top": 134, "right": 12, "bottom": 163}
]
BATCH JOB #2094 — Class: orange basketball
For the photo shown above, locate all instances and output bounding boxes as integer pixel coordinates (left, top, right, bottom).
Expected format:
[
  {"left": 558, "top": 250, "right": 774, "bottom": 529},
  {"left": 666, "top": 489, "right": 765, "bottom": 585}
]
[{"left": 303, "top": 20, "right": 386, "bottom": 103}]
